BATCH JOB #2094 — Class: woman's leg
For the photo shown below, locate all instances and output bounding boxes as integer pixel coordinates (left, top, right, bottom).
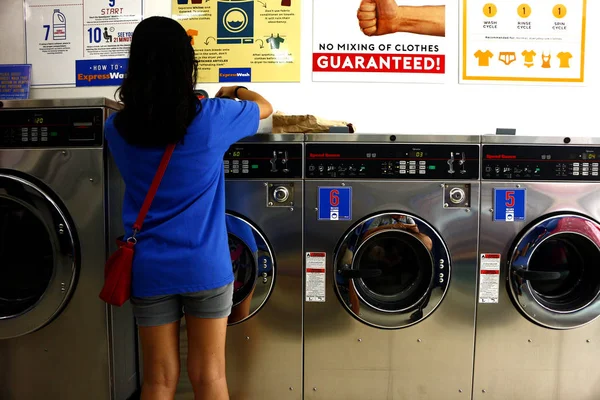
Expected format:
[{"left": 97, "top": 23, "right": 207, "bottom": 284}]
[
  {"left": 131, "top": 295, "right": 184, "bottom": 400},
  {"left": 139, "top": 322, "right": 181, "bottom": 400},
  {"left": 185, "top": 315, "right": 230, "bottom": 400},
  {"left": 182, "top": 283, "right": 234, "bottom": 400}
]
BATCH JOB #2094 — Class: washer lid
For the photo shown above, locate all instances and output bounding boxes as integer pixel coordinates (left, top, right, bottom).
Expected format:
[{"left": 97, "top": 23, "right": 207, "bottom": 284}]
[
  {"left": 226, "top": 213, "right": 275, "bottom": 325},
  {"left": 0, "top": 174, "right": 77, "bottom": 339},
  {"left": 509, "top": 214, "right": 600, "bottom": 329},
  {"left": 334, "top": 213, "right": 450, "bottom": 329}
]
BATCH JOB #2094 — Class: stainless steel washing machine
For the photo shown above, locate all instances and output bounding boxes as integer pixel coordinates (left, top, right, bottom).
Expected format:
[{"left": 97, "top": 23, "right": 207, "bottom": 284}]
[
  {"left": 176, "top": 134, "right": 304, "bottom": 400},
  {"left": 303, "top": 134, "right": 480, "bottom": 399},
  {"left": 473, "top": 135, "right": 600, "bottom": 400},
  {"left": 0, "top": 98, "right": 138, "bottom": 400}
]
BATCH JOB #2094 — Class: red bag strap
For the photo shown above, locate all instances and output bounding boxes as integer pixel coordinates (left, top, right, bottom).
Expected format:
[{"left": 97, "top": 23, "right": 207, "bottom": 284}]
[{"left": 131, "top": 143, "right": 176, "bottom": 235}]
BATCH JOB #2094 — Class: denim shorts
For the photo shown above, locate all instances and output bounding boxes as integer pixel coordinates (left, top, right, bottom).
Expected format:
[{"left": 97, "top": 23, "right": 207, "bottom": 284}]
[{"left": 130, "top": 282, "right": 234, "bottom": 327}]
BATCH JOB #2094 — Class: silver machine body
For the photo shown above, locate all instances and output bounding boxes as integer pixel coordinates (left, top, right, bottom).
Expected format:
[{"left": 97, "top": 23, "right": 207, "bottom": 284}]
[
  {"left": 302, "top": 134, "right": 480, "bottom": 399},
  {"left": 0, "top": 99, "right": 138, "bottom": 399},
  {"left": 176, "top": 134, "right": 304, "bottom": 399},
  {"left": 473, "top": 135, "right": 600, "bottom": 400}
]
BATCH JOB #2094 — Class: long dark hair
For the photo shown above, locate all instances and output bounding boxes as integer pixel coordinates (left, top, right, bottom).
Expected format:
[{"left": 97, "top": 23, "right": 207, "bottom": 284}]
[{"left": 114, "top": 16, "right": 200, "bottom": 147}]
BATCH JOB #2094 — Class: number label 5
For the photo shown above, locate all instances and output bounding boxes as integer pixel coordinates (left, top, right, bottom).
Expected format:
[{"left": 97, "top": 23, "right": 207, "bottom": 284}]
[{"left": 505, "top": 190, "right": 515, "bottom": 207}]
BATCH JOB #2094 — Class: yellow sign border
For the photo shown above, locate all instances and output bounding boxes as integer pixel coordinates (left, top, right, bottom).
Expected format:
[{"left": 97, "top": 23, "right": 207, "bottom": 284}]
[{"left": 462, "top": 0, "right": 586, "bottom": 82}]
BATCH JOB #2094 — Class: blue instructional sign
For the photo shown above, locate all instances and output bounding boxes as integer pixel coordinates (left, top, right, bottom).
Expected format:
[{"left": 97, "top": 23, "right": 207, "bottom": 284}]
[
  {"left": 75, "top": 58, "right": 128, "bottom": 87},
  {"left": 318, "top": 187, "right": 352, "bottom": 221},
  {"left": 493, "top": 188, "right": 526, "bottom": 222},
  {"left": 0, "top": 64, "right": 32, "bottom": 100}
]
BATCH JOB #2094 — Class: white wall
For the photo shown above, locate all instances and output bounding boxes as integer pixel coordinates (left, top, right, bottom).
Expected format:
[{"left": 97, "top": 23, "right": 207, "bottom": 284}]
[{"left": 1, "top": 0, "right": 598, "bottom": 136}]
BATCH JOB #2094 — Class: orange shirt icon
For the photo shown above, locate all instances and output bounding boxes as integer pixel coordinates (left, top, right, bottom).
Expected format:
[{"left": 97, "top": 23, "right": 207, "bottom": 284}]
[
  {"left": 557, "top": 52, "right": 572, "bottom": 68},
  {"left": 522, "top": 50, "right": 536, "bottom": 67},
  {"left": 474, "top": 50, "right": 493, "bottom": 67},
  {"left": 186, "top": 28, "right": 199, "bottom": 45}
]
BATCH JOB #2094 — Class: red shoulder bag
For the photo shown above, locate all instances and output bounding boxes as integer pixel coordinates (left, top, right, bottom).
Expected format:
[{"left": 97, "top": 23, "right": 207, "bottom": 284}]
[{"left": 99, "top": 143, "right": 176, "bottom": 306}]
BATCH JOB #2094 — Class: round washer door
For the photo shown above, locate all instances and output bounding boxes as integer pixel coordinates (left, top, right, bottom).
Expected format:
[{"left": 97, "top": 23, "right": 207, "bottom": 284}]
[
  {"left": 509, "top": 214, "right": 600, "bottom": 329},
  {"left": 334, "top": 212, "right": 451, "bottom": 329},
  {"left": 226, "top": 213, "right": 275, "bottom": 325},
  {"left": 0, "top": 174, "right": 78, "bottom": 339}
]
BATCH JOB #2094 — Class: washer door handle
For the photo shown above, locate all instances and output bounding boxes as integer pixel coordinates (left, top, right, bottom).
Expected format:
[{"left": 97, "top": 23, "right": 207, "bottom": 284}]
[
  {"left": 513, "top": 267, "right": 569, "bottom": 281},
  {"left": 338, "top": 265, "right": 382, "bottom": 279}
]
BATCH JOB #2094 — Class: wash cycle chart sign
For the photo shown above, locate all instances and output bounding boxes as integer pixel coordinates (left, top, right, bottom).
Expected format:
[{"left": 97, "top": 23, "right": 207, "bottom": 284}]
[
  {"left": 460, "top": 0, "right": 587, "bottom": 84},
  {"left": 312, "top": 0, "right": 448, "bottom": 83},
  {"left": 24, "top": 0, "right": 143, "bottom": 87},
  {"left": 172, "top": 0, "right": 301, "bottom": 83}
]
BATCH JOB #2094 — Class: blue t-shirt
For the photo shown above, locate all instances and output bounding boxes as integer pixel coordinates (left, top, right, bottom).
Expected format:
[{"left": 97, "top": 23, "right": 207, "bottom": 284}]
[{"left": 105, "top": 98, "right": 260, "bottom": 297}]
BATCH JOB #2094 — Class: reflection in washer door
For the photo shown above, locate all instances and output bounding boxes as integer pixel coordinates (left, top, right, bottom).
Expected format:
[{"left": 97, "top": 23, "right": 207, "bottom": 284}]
[
  {"left": 226, "top": 214, "right": 275, "bottom": 325},
  {"left": 509, "top": 214, "right": 600, "bottom": 329},
  {"left": 0, "top": 174, "right": 77, "bottom": 339},
  {"left": 334, "top": 212, "right": 451, "bottom": 329},
  {"left": 0, "top": 198, "right": 54, "bottom": 317}
]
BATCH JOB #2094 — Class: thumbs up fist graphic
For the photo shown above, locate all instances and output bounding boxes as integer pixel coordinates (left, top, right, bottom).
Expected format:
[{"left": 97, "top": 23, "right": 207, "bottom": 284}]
[
  {"left": 357, "top": 2, "right": 446, "bottom": 37},
  {"left": 357, "top": 0, "right": 401, "bottom": 36}
]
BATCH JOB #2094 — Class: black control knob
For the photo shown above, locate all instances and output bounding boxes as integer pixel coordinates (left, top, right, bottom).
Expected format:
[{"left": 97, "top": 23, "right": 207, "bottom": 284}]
[
  {"left": 270, "top": 151, "right": 278, "bottom": 172},
  {"left": 447, "top": 152, "right": 455, "bottom": 174}
]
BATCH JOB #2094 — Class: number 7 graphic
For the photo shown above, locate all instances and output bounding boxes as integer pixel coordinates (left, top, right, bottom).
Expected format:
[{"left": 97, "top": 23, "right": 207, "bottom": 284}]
[{"left": 505, "top": 190, "right": 515, "bottom": 207}]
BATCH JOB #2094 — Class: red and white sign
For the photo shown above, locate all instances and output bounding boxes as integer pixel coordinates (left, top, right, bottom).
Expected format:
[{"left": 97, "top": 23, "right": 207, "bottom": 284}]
[
  {"left": 312, "top": 0, "right": 448, "bottom": 83},
  {"left": 306, "top": 252, "right": 326, "bottom": 302},
  {"left": 479, "top": 253, "right": 501, "bottom": 303}
]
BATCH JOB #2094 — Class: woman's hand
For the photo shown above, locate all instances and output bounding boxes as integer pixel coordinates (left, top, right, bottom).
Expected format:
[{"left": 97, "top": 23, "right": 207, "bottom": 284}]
[{"left": 215, "top": 86, "right": 238, "bottom": 98}]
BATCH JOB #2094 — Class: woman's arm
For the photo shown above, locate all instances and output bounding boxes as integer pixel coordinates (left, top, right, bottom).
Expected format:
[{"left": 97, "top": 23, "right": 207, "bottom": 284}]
[{"left": 216, "top": 86, "right": 273, "bottom": 119}]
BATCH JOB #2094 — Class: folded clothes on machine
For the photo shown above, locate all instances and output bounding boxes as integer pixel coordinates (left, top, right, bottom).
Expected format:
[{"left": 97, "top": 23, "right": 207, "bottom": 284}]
[{"left": 272, "top": 111, "right": 355, "bottom": 133}]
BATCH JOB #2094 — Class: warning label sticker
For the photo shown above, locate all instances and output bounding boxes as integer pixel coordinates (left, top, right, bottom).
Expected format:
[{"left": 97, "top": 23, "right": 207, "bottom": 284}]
[
  {"left": 306, "top": 252, "right": 326, "bottom": 302},
  {"left": 479, "top": 253, "right": 501, "bottom": 303}
]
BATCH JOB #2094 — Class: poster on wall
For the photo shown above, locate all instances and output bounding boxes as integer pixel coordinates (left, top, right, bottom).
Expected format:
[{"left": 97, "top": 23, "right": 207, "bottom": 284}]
[
  {"left": 312, "top": 0, "right": 448, "bottom": 83},
  {"left": 24, "top": 0, "right": 143, "bottom": 87},
  {"left": 460, "top": 0, "right": 587, "bottom": 84},
  {"left": 172, "top": 0, "right": 301, "bottom": 83}
]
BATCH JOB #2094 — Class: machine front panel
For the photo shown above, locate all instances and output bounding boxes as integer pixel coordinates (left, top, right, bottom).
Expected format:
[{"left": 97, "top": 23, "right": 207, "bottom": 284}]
[
  {"left": 483, "top": 144, "right": 600, "bottom": 180},
  {"left": 305, "top": 143, "right": 480, "bottom": 179},
  {"left": 224, "top": 142, "right": 303, "bottom": 179},
  {"left": 0, "top": 108, "right": 105, "bottom": 147}
]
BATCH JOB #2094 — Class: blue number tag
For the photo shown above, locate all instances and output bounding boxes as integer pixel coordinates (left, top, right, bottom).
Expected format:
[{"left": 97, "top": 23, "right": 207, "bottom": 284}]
[
  {"left": 318, "top": 187, "right": 352, "bottom": 221},
  {"left": 493, "top": 188, "right": 526, "bottom": 222}
]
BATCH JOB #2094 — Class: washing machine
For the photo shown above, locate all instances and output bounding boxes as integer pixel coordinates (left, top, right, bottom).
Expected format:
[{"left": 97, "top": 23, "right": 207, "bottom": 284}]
[
  {"left": 176, "top": 134, "right": 304, "bottom": 400},
  {"left": 0, "top": 99, "right": 138, "bottom": 399},
  {"left": 303, "top": 134, "right": 480, "bottom": 399},
  {"left": 473, "top": 135, "right": 600, "bottom": 400}
]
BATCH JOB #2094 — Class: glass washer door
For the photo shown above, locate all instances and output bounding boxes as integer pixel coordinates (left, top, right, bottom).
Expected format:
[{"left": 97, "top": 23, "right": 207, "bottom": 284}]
[
  {"left": 334, "top": 212, "right": 451, "bottom": 329},
  {"left": 226, "top": 213, "right": 275, "bottom": 325},
  {"left": 0, "top": 173, "right": 77, "bottom": 339},
  {"left": 509, "top": 214, "right": 600, "bottom": 329}
]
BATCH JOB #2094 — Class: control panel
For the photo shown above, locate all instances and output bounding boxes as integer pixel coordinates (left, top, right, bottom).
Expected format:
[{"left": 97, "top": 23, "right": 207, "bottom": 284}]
[
  {"left": 482, "top": 145, "right": 600, "bottom": 180},
  {"left": 0, "top": 108, "right": 105, "bottom": 147},
  {"left": 224, "top": 143, "right": 303, "bottom": 179},
  {"left": 305, "top": 143, "right": 479, "bottom": 179}
]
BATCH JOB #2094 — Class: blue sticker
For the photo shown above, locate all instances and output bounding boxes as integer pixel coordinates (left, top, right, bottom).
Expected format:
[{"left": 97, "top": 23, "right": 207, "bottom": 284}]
[
  {"left": 493, "top": 188, "right": 526, "bottom": 222},
  {"left": 219, "top": 68, "right": 252, "bottom": 82},
  {"left": 0, "top": 64, "right": 32, "bottom": 100},
  {"left": 318, "top": 187, "right": 352, "bottom": 221},
  {"left": 75, "top": 58, "right": 128, "bottom": 87}
]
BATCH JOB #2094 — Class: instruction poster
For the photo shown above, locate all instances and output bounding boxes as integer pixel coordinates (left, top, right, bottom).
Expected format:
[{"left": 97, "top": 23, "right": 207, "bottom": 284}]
[
  {"left": 25, "top": 0, "right": 143, "bottom": 87},
  {"left": 312, "top": 0, "right": 448, "bottom": 83},
  {"left": 460, "top": 0, "right": 587, "bottom": 84},
  {"left": 172, "top": 0, "right": 301, "bottom": 83}
]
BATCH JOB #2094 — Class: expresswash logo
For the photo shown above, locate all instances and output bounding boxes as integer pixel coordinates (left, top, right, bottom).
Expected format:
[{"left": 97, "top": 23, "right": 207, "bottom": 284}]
[{"left": 219, "top": 68, "right": 251, "bottom": 82}]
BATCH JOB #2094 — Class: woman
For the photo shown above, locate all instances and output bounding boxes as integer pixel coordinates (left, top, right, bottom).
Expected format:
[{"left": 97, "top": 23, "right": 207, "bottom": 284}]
[{"left": 104, "top": 16, "right": 272, "bottom": 400}]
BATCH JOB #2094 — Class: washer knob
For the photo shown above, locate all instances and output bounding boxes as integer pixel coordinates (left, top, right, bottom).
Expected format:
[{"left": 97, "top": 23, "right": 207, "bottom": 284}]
[
  {"left": 449, "top": 187, "right": 466, "bottom": 204},
  {"left": 273, "top": 186, "right": 290, "bottom": 203}
]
